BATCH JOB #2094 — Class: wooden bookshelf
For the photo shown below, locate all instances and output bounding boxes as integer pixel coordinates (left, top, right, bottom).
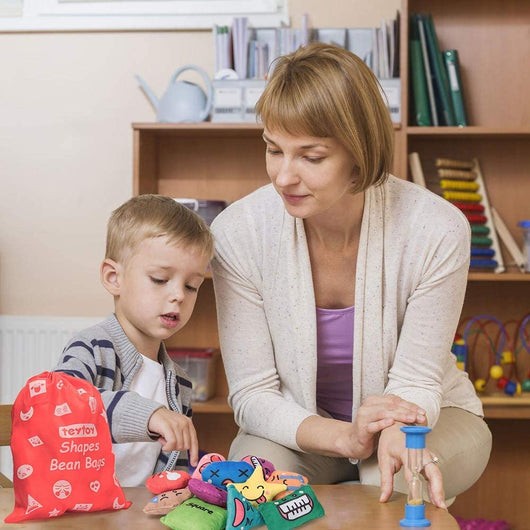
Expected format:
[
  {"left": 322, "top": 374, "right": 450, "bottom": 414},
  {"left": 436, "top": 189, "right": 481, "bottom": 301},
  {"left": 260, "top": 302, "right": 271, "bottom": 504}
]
[{"left": 402, "top": 0, "right": 530, "bottom": 527}]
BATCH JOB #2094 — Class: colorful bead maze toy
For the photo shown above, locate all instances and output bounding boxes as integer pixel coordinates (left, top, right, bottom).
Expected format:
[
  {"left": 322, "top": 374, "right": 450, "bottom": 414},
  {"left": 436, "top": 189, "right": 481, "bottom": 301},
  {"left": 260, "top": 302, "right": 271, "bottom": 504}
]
[
  {"left": 408, "top": 153, "right": 505, "bottom": 273},
  {"left": 454, "top": 313, "right": 530, "bottom": 396}
]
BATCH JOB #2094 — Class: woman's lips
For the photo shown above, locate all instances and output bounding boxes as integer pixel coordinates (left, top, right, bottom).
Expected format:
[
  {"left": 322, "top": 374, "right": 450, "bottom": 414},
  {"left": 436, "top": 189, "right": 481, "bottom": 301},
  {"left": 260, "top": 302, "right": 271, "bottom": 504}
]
[{"left": 283, "top": 193, "right": 308, "bottom": 205}]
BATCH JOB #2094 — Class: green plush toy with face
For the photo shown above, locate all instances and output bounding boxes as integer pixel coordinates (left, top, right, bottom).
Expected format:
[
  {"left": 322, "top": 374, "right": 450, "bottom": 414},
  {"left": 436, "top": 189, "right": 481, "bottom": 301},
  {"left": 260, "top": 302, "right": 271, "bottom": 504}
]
[{"left": 257, "top": 485, "right": 325, "bottom": 529}]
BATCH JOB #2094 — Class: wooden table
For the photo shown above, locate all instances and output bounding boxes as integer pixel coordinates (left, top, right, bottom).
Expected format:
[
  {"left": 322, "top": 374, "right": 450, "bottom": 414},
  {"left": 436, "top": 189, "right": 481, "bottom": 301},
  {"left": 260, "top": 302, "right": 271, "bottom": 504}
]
[{"left": 0, "top": 485, "right": 458, "bottom": 529}]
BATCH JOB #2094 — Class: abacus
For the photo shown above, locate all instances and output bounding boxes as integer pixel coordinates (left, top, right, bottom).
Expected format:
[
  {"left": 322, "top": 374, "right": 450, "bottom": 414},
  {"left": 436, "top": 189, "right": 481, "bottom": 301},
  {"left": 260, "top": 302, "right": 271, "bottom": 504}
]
[{"left": 409, "top": 153, "right": 505, "bottom": 273}]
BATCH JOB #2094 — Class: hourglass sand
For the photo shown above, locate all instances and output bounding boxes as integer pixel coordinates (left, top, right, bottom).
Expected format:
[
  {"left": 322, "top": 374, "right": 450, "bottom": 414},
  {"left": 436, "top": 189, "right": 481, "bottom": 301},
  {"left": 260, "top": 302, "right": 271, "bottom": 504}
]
[{"left": 399, "top": 426, "right": 432, "bottom": 527}]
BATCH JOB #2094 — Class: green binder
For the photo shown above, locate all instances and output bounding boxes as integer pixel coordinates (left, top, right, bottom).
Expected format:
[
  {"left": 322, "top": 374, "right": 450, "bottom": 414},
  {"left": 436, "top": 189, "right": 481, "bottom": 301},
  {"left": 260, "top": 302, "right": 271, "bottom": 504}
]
[
  {"left": 423, "top": 13, "right": 456, "bottom": 126},
  {"left": 443, "top": 49, "right": 468, "bottom": 126},
  {"left": 409, "top": 15, "right": 432, "bottom": 126}
]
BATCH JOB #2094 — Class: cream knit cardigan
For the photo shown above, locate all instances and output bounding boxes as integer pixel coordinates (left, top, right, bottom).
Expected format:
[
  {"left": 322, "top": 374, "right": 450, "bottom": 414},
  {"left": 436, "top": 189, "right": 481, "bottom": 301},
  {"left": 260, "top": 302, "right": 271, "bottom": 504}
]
[{"left": 211, "top": 176, "right": 483, "bottom": 452}]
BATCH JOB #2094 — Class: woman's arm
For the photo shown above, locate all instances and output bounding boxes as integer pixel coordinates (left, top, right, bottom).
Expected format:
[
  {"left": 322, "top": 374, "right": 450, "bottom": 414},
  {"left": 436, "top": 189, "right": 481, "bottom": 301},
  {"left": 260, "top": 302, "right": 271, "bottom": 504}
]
[
  {"left": 384, "top": 219, "right": 471, "bottom": 426},
  {"left": 297, "top": 395, "right": 426, "bottom": 460}
]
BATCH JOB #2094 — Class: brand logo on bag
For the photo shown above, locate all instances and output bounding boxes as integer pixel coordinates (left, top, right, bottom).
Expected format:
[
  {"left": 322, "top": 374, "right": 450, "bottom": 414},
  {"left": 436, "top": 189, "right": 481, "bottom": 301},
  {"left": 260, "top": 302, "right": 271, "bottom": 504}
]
[
  {"left": 29, "top": 380, "right": 47, "bottom": 397},
  {"left": 58, "top": 423, "right": 97, "bottom": 438}
]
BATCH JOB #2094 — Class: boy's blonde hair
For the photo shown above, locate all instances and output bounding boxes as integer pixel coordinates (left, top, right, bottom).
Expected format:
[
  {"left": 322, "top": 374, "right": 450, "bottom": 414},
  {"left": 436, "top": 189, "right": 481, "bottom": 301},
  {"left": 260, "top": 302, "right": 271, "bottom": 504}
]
[
  {"left": 255, "top": 42, "right": 394, "bottom": 193},
  {"left": 105, "top": 194, "right": 214, "bottom": 263}
]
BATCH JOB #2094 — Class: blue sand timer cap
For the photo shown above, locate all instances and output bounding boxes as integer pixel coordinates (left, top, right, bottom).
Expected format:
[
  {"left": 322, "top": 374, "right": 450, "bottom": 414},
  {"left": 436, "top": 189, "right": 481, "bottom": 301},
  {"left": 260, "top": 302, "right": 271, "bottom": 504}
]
[{"left": 401, "top": 425, "right": 431, "bottom": 448}]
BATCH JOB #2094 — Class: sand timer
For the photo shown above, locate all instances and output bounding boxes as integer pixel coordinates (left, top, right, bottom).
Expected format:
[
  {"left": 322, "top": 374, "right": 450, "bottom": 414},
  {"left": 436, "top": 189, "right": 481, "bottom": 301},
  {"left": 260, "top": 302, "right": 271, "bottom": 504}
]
[{"left": 399, "top": 426, "right": 431, "bottom": 527}]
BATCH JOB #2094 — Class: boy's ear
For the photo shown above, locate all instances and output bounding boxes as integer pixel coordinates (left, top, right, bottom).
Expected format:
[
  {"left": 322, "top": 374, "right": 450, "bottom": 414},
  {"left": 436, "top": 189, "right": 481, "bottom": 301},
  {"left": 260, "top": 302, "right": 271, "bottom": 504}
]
[{"left": 100, "top": 258, "right": 121, "bottom": 296}]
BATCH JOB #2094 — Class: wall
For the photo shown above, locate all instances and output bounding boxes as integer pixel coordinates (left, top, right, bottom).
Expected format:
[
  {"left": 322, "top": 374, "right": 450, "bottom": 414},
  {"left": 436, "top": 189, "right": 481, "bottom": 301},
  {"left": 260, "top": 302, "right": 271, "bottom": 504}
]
[{"left": 0, "top": 0, "right": 399, "bottom": 317}]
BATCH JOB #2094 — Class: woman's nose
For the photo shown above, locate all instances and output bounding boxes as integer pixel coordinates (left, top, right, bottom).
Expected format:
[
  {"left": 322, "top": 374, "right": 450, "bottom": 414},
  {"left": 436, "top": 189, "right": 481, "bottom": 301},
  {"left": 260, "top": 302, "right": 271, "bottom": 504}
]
[{"left": 274, "top": 159, "right": 299, "bottom": 187}]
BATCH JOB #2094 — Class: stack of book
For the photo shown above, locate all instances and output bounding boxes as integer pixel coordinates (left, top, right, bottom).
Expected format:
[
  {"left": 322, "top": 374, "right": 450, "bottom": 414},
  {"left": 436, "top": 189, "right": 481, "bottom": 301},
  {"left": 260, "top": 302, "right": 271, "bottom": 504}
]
[
  {"left": 409, "top": 13, "right": 467, "bottom": 127},
  {"left": 316, "top": 11, "right": 400, "bottom": 81},
  {"left": 211, "top": 13, "right": 402, "bottom": 123}
]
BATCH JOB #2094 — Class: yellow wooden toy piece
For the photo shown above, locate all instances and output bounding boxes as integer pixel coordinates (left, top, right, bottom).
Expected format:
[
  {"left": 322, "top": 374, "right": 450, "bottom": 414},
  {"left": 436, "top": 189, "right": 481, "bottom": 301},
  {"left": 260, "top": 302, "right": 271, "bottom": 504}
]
[
  {"left": 474, "top": 379, "right": 486, "bottom": 392},
  {"left": 490, "top": 365, "right": 503, "bottom": 380}
]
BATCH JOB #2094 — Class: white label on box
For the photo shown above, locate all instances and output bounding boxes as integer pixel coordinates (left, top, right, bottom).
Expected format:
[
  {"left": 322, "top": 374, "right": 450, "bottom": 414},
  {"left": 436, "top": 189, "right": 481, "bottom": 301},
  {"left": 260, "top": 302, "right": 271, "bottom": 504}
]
[
  {"left": 245, "top": 87, "right": 265, "bottom": 107},
  {"left": 214, "top": 87, "right": 242, "bottom": 107}
]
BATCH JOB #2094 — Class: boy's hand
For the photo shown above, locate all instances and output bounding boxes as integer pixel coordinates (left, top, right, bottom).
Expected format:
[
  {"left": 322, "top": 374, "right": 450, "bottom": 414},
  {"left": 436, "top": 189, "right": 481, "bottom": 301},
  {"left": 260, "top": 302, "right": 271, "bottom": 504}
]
[{"left": 148, "top": 408, "right": 199, "bottom": 467}]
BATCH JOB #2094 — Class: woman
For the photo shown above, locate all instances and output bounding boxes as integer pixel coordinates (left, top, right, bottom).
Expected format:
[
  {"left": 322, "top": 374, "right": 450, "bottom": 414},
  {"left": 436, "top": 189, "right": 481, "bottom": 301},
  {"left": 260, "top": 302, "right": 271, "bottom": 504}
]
[{"left": 210, "top": 43, "right": 491, "bottom": 508}]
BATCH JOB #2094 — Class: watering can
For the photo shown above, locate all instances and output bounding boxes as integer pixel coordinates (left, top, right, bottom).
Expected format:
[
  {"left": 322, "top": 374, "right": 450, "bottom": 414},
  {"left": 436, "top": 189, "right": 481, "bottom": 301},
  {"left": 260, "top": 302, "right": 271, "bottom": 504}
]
[{"left": 135, "top": 65, "right": 213, "bottom": 123}]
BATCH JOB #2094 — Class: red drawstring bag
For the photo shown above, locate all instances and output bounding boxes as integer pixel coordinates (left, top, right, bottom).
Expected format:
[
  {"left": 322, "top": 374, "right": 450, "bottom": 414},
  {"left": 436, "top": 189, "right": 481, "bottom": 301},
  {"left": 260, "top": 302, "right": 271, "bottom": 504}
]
[{"left": 5, "top": 371, "right": 131, "bottom": 523}]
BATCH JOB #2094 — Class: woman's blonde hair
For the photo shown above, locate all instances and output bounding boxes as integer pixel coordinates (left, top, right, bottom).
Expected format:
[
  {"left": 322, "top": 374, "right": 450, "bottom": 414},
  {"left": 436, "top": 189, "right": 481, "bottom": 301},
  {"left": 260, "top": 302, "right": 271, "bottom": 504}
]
[
  {"left": 105, "top": 194, "right": 214, "bottom": 263},
  {"left": 255, "top": 42, "right": 394, "bottom": 192}
]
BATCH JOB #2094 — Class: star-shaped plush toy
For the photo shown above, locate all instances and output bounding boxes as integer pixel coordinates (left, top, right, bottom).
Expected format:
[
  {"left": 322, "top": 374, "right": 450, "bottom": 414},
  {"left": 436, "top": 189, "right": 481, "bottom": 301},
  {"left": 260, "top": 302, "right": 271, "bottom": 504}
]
[{"left": 232, "top": 465, "right": 287, "bottom": 506}]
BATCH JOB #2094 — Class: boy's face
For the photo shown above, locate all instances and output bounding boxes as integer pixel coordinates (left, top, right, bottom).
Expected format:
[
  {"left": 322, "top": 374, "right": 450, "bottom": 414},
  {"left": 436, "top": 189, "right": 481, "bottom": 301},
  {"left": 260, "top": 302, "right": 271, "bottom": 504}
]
[{"left": 109, "top": 236, "right": 210, "bottom": 358}]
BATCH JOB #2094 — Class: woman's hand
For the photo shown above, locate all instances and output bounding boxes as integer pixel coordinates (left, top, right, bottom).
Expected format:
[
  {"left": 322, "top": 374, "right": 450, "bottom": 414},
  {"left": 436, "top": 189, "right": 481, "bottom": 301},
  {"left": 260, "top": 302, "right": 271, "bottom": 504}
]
[
  {"left": 297, "top": 394, "right": 426, "bottom": 460},
  {"left": 346, "top": 395, "right": 426, "bottom": 459},
  {"left": 377, "top": 422, "right": 446, "bottom": 509}
]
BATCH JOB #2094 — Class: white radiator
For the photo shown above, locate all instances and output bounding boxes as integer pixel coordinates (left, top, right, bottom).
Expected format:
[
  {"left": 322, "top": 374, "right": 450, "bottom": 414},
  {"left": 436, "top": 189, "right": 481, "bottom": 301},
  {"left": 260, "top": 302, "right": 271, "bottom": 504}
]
[{"left": 0, "top": 315, "right": 102, "bottom": 481}]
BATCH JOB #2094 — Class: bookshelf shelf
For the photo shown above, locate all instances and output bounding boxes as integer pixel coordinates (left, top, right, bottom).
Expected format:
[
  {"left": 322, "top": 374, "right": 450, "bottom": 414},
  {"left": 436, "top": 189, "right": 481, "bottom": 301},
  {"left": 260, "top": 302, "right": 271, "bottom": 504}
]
[
  {"left": 468, "top": 273, "right": 530, "bottom": 282},
  {"left": 406, "top": 126, "right": 530, "bottom": 138},
  {"left": 480, "top": 394, "right": 530, "bottom": 420}
]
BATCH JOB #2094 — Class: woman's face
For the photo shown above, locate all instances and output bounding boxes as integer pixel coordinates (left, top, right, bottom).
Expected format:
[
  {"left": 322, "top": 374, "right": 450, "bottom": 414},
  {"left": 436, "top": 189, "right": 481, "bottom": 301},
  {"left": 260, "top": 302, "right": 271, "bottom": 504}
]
[{"left": 263, "top": 128, "right": 358, "bottom": 219}]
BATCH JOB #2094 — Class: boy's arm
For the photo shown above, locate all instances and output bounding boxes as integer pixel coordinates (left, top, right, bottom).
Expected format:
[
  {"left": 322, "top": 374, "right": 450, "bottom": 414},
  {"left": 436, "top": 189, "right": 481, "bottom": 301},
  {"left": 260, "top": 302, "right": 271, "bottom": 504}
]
[{"left": 55, "top": 340, "right": 162, "bottom": 444}]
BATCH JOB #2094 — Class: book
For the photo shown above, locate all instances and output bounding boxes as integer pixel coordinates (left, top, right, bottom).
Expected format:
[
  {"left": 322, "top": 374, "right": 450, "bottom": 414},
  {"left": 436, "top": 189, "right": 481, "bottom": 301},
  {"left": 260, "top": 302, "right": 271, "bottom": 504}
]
[
  {"left": 391, "top": 10, "right": 400, "bottom": 78},
  {"left": 409, "top": 15, "right": 431, "bottom": 126},
  {"left": 443, "top": 49, "right": 468, "bottom": 126},
  {"left": 423, "top": 13, "right": 456, "bottom": 126},
  {"left": 316, "top": 28, "right": 347, "bottom": 48},
  {"left": 416, "top": 14, "right": 438, "bottom": 126},
  {"left": 347, "top": 28, "right": 374, "bottom": 69},
  {"left": 379, "top": 19, "right": 390, "bottom": 79}
]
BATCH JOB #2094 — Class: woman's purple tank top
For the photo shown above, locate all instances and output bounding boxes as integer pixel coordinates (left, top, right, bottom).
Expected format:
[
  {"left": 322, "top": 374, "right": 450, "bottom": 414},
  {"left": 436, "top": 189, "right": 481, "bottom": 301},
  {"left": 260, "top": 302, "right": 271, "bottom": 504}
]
[{"left": 316, "top": 305, "right": 354, "bottom": 422}]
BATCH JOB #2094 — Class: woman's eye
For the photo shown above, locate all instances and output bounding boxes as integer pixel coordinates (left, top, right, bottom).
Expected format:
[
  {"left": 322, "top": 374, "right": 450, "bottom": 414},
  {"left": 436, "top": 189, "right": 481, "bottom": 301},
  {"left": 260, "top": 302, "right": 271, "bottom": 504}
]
[
  {"left": 150, "top": 277, "right": 167, "bottom": 285},
  {"left": 266, "top": 148, "right": 282, "bottom": 156},
  {"left": 306, "top": 157, "right": 323, "bottom": 164},
  {"left": 185, "top": 285, "right": 199, "bottom": 292}
]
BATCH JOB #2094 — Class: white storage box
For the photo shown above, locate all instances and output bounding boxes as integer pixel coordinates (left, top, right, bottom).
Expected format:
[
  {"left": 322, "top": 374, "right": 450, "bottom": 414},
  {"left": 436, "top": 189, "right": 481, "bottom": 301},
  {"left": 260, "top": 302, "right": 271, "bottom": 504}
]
[{"left": 167, "top": 348, "right": 219, "bottom": 402}]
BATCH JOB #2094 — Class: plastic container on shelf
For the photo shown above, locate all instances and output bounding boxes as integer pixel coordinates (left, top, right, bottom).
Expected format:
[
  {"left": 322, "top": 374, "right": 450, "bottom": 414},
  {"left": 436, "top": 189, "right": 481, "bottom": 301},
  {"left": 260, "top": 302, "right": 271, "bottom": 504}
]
[
  {"left": 519, "top": 220, "right": 530, "bottom": 272},
  {"left": 173, "top": 198, "right": 227, "bottom": 226},
  {"left": 166, "top": 348, "right": 219, "bottom": 401}
]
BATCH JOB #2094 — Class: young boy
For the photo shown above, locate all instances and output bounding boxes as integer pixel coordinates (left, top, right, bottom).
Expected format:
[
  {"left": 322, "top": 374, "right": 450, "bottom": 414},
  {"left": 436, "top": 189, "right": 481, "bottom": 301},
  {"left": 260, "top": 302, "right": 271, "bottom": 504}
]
[{"left": 55, "top": 194, "right": 214, "bottom": 486}]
